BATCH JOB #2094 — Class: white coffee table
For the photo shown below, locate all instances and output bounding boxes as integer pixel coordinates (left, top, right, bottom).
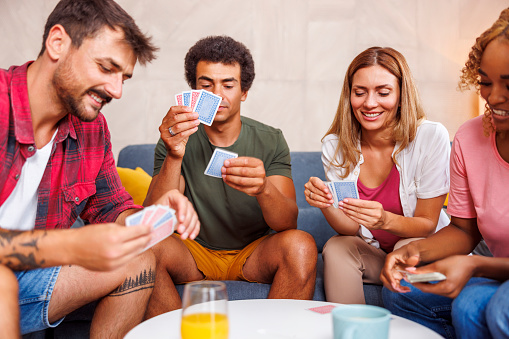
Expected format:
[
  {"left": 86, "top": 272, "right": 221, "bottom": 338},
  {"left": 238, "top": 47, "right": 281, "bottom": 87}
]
[{"left": 124, "top": 299, "right": 442, "bottom": 339}]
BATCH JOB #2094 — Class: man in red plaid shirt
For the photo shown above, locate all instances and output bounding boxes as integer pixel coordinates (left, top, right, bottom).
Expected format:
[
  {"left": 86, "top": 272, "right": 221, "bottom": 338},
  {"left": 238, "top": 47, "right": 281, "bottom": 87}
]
[{"left": 0, "top": 1, "right": 200, "bottom": 337}]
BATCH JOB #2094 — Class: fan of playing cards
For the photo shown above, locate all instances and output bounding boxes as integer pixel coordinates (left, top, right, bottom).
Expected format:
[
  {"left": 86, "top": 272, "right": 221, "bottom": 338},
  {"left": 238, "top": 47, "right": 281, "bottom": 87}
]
[
  {"left": 175, "top": 89, "right": 222, "bottom": 126},
  {"left": 126, "top": 205, "right": 177, "bottom": 250},
  {"left": 326, "top": 180, "right": 360, "bottom": 207}
]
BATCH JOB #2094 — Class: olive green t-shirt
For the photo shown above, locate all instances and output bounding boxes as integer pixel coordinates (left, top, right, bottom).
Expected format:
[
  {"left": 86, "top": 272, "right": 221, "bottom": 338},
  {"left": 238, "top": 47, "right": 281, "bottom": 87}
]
[{"left": 153, "top": 116, "right": 292, "bottom": 250}]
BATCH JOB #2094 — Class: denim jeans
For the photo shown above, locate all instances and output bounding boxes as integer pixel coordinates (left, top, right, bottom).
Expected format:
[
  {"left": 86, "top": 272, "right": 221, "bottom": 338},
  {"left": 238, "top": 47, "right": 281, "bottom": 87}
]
[{"left": 382, "top": 278, "right": 509, "bottom": 339}]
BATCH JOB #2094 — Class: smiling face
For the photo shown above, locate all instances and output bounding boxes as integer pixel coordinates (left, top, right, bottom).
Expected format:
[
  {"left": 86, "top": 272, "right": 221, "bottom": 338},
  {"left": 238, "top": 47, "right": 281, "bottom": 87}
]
[
  {"left": 52, "top": 26, "right": 136, "bottom": 122},
  {"left": 195, "top": 61, "right": 247, "bottom": 125},
  {"left": 479, "top": 38, "right": 509, "bottom": 132},
  {"left": 350, "top": 65, "right": 401, "bottom": 133}
]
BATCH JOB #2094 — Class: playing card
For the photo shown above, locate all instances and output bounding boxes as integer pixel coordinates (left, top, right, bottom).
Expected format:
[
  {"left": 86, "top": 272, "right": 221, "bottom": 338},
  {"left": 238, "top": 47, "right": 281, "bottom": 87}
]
[
  {"left": 204, "top": 148, "right": 238, "bottom": 178},
  {"left": 145, "top": 208, "right": 176, "bottom": 250},
  {"left": 194, "top": 90, "right": 222, "bottom": 126},
  {"left": 182, "top": 91, "right": 191, "bottom": 107},
  {"left": 332, "top": 181, "right": 359, "bottom": 201},
  {"left": 141, "top": 205, "right": 156, "bottom": 225},
  {"left": 326, "top": 180, "right": 359, "bottom": 207},
  {"left": 307, "top": 305, "right": 337, "bottom": 314},
  {"left": 145, "top": 205, "right": 170, "bottom": 225},
  {"left": 190, "top": 90, "right": 201, "bottom": 111},
  {"left": 175, "top": 93, "right": 183, "bottom": 106},
  {"left": 125, "top": 209, "right": 144, "bottom": 226},
  {"left": 126, "top": 205, "right": 177, "bottom": 251},
  {"left": 325, "top": 181, "right": 338, "bottom": 208}
]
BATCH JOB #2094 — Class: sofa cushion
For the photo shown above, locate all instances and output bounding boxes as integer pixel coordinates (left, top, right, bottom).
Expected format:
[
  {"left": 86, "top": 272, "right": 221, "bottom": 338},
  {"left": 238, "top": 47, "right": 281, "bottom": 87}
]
[{"left": 117, "top": 167, "right": 152, "bottom": 205}]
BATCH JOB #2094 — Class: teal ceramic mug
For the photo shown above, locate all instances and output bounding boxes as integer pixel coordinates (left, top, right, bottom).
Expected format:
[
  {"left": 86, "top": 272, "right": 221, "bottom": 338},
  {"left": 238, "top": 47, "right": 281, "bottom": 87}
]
[{"left": 332, "top": 305, "right": 391, "bottom": 339}]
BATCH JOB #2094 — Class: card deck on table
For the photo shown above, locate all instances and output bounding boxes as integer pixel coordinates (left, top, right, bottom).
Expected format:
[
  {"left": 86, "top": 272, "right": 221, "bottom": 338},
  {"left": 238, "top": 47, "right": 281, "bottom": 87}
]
[
  {"left": 204, "top": 148, "right": 238, "bottom": 178},
  {"left": 326, "top": 180, "right": 359, "bottom": 208},
  {"left": 125, "top": 205, "right": 176, "bottom": 251}
]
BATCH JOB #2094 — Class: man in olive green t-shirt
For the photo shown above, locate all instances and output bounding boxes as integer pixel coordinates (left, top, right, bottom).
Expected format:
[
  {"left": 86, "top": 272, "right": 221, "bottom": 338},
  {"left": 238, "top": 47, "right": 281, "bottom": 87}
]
[{"left": 144, "top": 36, "right": 317, "bottom": 318}]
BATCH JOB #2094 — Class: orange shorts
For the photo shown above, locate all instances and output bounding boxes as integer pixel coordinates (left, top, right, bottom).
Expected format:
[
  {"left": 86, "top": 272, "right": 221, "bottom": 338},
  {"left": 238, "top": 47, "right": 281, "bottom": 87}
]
[{"left": 173, "top": 233, "right": 270, "bottom": 282}]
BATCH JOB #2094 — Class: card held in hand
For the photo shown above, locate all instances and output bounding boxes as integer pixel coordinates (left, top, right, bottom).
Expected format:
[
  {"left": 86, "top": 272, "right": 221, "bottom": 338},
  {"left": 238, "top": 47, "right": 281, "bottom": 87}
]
[
  {"left": 194, "top": 90, "right": 222, "bottom": 126},
  {"left": 326, "top": 180, "right": 359, "bottom": 207},
  {"left": 204, "top": 148, "right": 238, "bottom": 178},
  {"left": 125, "top": 205, "right": 176, "bottom": 251}
]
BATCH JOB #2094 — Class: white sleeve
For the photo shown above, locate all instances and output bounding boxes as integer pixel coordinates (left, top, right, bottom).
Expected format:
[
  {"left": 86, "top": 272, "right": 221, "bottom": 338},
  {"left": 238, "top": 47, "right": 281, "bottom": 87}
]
[
  {"left": 415, "top": 122, "right": 451, "bottom": 199},
  {"left": 321, "top": 134, "right": 345, "bottom": 181}
]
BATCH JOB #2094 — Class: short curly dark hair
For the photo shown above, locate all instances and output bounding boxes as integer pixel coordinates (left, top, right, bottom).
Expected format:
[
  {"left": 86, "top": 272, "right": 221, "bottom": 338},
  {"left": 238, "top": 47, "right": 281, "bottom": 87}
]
[{"left": 184, "top": 36, "right": 255, "bottom": 91}]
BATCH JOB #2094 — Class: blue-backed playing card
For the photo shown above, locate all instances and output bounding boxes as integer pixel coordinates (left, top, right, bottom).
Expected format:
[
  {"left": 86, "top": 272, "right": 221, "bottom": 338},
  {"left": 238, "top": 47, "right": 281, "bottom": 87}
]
[
  {"left": 326, "top": 180, "right": 359, "bottom": 207},
  {"left": 332, "top": 181, "right": 359, "bottom": 201},
  {"left": 182, "top": 91, "right": 191, "bottom": 107},
  {"left": 204, "top": 148, "right": 238, "bottom": 178},
  {"left": 194, "top": 90, "right": 222, "bottom": 126}
]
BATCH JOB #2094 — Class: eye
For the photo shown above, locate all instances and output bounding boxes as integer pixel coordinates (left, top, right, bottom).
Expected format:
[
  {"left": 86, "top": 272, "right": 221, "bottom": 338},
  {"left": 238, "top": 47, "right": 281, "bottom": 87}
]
[
  {"left": 478, "top": 81, "right": 491, "bottom": 87},
  {"left": 353, "top": 91, "right": 365, "bottom": 97},
  {"left": 379, "top": 91, "right": 390, "bottom": 97},
  {"left": 224, "top": 85, "right": 234, "bottom": 89},
  {"left": 99, "top": 64, "right": 111, "bottom": 73}
]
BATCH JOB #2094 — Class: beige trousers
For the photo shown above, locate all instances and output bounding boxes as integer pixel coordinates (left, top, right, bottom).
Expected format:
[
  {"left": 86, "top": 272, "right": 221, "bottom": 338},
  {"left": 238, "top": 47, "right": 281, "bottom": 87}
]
[{"left": 322, "top": 235, "right": 420, "bottom": 304}]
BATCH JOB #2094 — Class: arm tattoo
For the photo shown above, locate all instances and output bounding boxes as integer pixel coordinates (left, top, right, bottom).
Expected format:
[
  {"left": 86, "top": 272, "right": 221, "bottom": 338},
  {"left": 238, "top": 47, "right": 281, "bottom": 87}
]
[
  {"left": 0, "top": 230, "right": 47, "bottom": 269},
  {"left": 109, "top": 266, "right": 156, "bottom": 297}
]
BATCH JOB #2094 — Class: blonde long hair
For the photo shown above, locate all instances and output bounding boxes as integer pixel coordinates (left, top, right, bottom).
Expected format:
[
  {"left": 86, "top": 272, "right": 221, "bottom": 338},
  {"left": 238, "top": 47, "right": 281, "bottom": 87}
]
[
  {"left": 459, "top": 8, "right": 509, "bottom": 137},
  {"left": 324, "top": 47, "right": 426, "bottom": 178}
]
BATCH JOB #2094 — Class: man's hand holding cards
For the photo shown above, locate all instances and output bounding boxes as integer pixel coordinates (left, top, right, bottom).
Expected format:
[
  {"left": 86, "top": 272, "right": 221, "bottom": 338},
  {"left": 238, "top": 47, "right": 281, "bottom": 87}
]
[
  {"left": 126, "top": 205, "right": 176, "bottom": 251},
  {"left": 204, "top": 148, "right": 238, "bottom": 178}
]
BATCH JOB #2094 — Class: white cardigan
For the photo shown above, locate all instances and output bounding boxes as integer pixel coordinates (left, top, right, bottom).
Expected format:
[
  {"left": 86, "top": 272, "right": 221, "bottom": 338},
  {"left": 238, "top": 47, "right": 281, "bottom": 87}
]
[{"left": 322, "top": 120, "right": 451, "bottom": 247}]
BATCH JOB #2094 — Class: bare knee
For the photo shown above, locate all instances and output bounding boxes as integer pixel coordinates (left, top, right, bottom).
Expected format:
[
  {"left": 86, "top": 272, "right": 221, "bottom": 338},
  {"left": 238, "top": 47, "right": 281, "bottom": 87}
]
[
  {"left": 278, "top": 230, "right": 317, "bottom": 269},
  {"left": 0, "top": 265, "right": 18, "bottom": 295}
]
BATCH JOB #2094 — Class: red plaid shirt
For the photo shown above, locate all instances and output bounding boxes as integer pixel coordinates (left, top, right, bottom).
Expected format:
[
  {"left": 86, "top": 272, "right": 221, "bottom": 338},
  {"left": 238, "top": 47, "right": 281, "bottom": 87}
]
[{"left": 0, "top": 62, "right": 136, "bottom": 229}]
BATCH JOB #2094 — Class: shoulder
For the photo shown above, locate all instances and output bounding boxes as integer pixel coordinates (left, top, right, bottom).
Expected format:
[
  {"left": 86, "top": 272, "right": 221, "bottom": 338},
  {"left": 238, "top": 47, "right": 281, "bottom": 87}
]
[
  {"left": 455, "top": 115, "right": 483, "bottom": 138},
  {"left": 241, "top": 116, "right": 283, "bottom": 136},
  {"left": 322, "top": 134, "right": 340, "bottom": 154},
  {"left": 416, "top": 120, "right": 449, "bottom": 139}
]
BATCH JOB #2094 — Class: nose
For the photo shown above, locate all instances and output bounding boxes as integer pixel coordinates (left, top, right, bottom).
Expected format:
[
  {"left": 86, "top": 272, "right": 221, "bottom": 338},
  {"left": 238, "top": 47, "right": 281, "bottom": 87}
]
[
  {"left": 486, "top": 83, "right": 508, "bottom": 107},
  {"left": 363, "top": 92, "right": 377, "bottom": 109},
  {"left": 210, "top": 85, "right": 224, "bottom": 99},
  {"left": 104, "top": 74, "right": 123, "bottom": 100}
]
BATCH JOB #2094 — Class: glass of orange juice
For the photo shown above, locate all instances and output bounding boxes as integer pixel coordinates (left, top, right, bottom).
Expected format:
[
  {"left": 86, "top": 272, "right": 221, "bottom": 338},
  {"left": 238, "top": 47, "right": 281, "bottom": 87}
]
[{"left": 181, "top": 281, "right": 229, "bottom": 339}]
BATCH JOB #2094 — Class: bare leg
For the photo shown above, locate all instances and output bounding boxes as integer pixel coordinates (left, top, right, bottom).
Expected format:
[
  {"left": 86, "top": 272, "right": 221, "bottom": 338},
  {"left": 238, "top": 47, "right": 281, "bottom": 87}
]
[
  {"left": 48, "top": 250, "right": 155, "bottom": 339},
  {"left": 243, "top": 229, "right": 317, "bottom": 300},
  {"left": 145, "top": 235, "right": 203, "bottom": 319},
  {"left": 0, "top": 265, "right": 20, "bottom": 339}
]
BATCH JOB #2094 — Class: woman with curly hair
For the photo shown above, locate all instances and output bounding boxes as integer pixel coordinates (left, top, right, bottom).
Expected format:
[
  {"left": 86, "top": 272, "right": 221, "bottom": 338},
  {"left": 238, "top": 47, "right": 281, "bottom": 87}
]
[
  {"left": 381, "top": 8, "right": 509, "bottom": 339},
  {"left": 304, "top": 46, "right": 450, "bottom": 304}
]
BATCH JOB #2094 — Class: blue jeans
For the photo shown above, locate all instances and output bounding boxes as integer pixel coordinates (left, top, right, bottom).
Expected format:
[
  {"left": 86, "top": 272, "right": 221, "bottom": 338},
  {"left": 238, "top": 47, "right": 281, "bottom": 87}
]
[
  {"left": 382, "top": 278, "right": 509, "bottom": 339},
  {"left": 15, "top": 266, "right": 64, "bottom": 335}
]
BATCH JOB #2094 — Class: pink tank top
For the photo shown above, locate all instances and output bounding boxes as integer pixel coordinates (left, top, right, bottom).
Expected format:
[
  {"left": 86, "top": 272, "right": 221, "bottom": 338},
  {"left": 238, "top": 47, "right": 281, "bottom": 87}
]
[{"left": 358, "top": 163, "right": 403, "bottom": 252}]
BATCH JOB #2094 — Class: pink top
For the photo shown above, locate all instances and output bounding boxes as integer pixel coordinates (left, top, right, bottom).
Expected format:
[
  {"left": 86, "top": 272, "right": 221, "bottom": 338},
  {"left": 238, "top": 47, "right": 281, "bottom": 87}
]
[
  {"left": 358, "top": 164, "right": 403, "bottom": 252},
  {"left": 447, "top": 116, "right": 509, "bottom": 258}
]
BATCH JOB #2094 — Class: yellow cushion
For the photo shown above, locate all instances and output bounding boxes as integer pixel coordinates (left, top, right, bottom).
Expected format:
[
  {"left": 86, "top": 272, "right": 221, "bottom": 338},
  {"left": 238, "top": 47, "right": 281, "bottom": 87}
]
[{"left": 117, "top": 167, "right": 152, "bottom": 205}]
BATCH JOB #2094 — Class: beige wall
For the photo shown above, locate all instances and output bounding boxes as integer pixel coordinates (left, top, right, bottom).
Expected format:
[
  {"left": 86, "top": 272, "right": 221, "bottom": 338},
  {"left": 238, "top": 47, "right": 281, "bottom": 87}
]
[{"left": 1, "top": 0, "right": 507, "bottom": 159}]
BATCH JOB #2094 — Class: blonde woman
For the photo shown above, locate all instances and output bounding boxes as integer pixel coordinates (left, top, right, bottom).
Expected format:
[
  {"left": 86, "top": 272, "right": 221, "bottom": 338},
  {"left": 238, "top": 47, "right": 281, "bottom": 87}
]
[{"left": 304, "top": 47, "right": 450, "bottom": 304}]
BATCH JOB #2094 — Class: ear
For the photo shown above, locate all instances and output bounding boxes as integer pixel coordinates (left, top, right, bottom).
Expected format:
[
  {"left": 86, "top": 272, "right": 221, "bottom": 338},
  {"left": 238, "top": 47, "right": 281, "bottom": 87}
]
[
  {"left": 241, "top": 90, "right": 248, "bottom": 102},
  {"left": 45, "top": 24, "right": 71, "bottom": 61}
]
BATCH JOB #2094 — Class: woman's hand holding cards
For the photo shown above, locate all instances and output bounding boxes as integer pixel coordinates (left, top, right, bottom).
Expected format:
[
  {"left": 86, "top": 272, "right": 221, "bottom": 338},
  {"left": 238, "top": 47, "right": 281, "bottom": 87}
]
[{"left": 304, "top": 177, "right": 334, "bottom": 208}]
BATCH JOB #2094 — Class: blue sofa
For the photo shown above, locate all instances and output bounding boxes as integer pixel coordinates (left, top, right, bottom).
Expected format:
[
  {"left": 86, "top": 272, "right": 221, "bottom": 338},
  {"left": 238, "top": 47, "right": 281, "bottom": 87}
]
[
  {"left": 116, "top": 144, "right": 384, "bottom": 304},
  {"left": 23, "top": 144, "right": 383, "bottom": 339}
]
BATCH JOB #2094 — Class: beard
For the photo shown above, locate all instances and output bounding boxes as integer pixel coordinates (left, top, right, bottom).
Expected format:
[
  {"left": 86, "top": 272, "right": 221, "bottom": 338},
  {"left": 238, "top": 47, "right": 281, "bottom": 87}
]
[{"left": 52, "top": 56, "right": 111, "bottom": 122}]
